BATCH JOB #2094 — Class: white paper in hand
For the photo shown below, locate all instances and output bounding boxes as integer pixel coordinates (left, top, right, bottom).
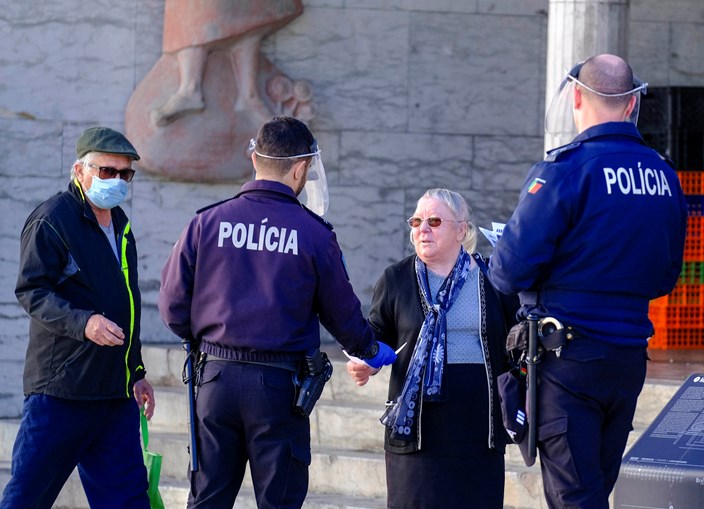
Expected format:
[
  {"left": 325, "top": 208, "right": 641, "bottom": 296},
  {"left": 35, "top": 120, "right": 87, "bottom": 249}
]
[
  {"left": 343, "top": 342, "right": 407, "bottom": 365},
  {"left": 343, "top": 350, "right": 365, "bottom": 365},
  {"left": 479, "top": 222, "right": 506, "bottom": 247}
]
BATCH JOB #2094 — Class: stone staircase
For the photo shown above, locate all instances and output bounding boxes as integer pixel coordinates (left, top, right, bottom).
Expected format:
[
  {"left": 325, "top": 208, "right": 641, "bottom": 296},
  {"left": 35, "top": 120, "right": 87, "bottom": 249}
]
[{"left": 0, "top": 345, "right": 684, "bottom": 509}]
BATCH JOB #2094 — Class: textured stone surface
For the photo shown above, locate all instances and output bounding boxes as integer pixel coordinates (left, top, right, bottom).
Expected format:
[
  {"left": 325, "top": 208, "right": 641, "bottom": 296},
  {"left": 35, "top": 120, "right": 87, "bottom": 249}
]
[
  {"left": 327, "top": 186, "right": 406, "bottom": 299},
  {"left": 473, "top": 135, "right": 545, "bottom": 192},
  {"left": 630, "top": 0, "right": 704, "bottom": 22},
  {"left": 628, "top": 21, "right": 671, "bottom": 86},
  {"left": 478, "top": 0, "right": 548, "bottom": 15},
  {"left": 0, "top": 1, "right": 138, "bottom": 123},
  {"left": 275, "top": 8, "right": 410, "bottom": 132},
  {"left": 338, "top": 131, "right": 473, "bottom": 188},
  {"left": 408, "top": 12, "right": 545, "bottom": 136},
  {"left": 670, "top": 23, "right": 704, "bottom": 86}
]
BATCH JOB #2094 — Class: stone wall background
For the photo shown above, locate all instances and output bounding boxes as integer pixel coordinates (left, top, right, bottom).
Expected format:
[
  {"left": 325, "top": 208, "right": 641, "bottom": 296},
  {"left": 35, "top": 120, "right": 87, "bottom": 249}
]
[{"left": 0, "top": 0, "right": 703, "bottom": 416}]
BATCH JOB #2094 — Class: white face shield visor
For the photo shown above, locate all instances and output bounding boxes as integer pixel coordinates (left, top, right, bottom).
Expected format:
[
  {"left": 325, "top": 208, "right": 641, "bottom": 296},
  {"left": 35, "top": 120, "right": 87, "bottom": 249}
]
[
  {"left": 545, "top": 61, "right": 648, "bottom": 137},
  {"left": 248, "top": 138, "right": 329, "bottom": 216}
]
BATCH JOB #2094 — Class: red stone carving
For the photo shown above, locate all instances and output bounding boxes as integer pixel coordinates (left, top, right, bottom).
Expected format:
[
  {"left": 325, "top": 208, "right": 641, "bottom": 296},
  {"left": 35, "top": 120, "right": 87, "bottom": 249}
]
[{"left": 125, "top": 0, "right": 315, "bottom": 182}]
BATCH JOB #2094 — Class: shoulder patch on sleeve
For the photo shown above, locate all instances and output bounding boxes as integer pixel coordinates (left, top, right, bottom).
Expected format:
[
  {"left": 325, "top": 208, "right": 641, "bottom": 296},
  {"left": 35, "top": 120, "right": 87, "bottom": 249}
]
[
  {"left": 527, "top": 177, "right": 546, "bottom": 194},
  {"left": 544, "top": 142, "right": 580, "bottom": 162}
]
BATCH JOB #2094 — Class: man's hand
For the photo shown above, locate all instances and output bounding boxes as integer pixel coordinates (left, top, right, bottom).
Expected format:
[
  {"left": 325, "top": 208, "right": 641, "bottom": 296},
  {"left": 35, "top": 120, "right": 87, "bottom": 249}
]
[
  {"left": 84, "top": 314, "right": 125, "bottom": 346},
  {"left": 134, "top": 378, "right": 156, "bottom": 420},
  {"left": 346, "top": 360, "right": 379, "bottom": 387}
]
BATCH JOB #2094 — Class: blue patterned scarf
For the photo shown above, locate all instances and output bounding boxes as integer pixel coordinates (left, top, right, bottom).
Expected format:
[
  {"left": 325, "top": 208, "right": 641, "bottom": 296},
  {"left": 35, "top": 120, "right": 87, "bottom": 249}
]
[{"left": 380, "top": 247, "right": 472, "bottom": 445}]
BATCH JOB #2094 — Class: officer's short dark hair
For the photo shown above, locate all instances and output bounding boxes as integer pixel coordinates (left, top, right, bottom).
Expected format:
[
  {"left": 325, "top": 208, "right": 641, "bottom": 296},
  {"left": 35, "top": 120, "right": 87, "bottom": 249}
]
[
  {"left": 254, "top": 116, "right": 315, "bottom": 174},
  {"left": 579, "top": 55, "right": 634, "bottom": 110}
]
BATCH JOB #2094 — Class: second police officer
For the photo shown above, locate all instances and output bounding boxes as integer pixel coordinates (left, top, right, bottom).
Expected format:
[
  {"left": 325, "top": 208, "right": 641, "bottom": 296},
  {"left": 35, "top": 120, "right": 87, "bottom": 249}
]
[
  {"left": 488, "top": 54, "right": 688, "bottom": 508},
  {"left": 159, "top": 116, "right": 396, "bottom": 509}
]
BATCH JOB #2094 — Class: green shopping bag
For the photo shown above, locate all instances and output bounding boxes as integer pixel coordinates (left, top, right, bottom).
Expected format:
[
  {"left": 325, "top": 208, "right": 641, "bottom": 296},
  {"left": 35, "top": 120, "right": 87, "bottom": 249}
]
[{"left": 141, "top": 410, "right": 165, "bottom": 509}]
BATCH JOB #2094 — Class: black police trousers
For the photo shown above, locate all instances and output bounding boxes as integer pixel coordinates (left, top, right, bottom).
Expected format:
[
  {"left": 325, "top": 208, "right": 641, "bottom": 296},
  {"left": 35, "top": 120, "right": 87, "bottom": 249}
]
[
  {"left": 187, "top": 360, "right": 311, "bottom": 509},
  {"left": 536, "top": 336, "right": 647, "bottom": 509}
]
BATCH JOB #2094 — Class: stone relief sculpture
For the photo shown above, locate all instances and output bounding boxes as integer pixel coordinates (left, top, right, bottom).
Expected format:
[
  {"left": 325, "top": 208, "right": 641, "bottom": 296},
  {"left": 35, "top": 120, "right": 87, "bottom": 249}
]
[{"left": 125, "top": 0, "right": 315, "bottom": 182}]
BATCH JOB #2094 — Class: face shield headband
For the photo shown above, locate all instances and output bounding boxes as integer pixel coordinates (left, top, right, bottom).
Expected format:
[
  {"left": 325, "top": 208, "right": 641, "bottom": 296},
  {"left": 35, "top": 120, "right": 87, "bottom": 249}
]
[
  {"left": 545, "top": 61, "right": 648, "bottom": 136},
  {"left": 248, "top": 138, "right": 329, "bottom": 216}
]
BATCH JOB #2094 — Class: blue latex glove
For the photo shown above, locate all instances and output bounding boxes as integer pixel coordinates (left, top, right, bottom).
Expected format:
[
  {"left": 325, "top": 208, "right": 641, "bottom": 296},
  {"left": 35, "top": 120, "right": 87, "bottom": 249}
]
[{"left": 363, "top": 341, "right": 397, "bottom": 369}]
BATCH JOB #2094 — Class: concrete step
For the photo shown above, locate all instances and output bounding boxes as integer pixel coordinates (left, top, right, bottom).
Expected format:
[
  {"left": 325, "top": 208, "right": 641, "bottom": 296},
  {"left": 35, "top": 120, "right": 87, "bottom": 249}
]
[
  {"left": 311, "top": 399, "right": 385, "bottom": 451},
  {"left": 0, "top": 415, "right": 645, "bottom": 509},
  {"left": 150, "top": 386, "right": 387, "bottom": 450},
  {"left": 0, "top": 461, "right": 387, "bottom": 509},
  {"left": 0, "top": 418, "right": 584, "bottom": 509},
  {"left": 147, "top": 431, "right": 387, "bottom": 496},
  {"left": 147, "top": 377, "right": 679, "bottom": 484},
  {"left": 0, "top": 415, "right": 544, "bottom": 508}
]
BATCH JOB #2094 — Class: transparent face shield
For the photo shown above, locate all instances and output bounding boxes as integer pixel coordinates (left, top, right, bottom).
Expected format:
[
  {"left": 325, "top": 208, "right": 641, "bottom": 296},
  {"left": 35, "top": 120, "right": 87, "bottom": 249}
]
[
  {"left": 299, "top": 147, "right": 329, "bottom": 216},
  {"left": 545, "top": 61, "right": 648, "bottom": 136},
  {"left": 248, "top": 138, "right": 329, "bottom": 216}
]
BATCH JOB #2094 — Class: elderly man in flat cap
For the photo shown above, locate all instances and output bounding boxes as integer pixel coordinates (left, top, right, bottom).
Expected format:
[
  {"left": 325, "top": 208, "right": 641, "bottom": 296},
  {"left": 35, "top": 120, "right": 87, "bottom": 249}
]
[{"left": 1, "top": 127, "right": 155, "bottom": 509}]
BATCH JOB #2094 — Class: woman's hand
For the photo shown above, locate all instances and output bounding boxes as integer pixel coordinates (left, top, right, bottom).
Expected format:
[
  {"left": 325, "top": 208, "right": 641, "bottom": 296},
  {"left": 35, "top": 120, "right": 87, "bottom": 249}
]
[{"left": 346, "top": 360, "right": 379, "bottom": 387}]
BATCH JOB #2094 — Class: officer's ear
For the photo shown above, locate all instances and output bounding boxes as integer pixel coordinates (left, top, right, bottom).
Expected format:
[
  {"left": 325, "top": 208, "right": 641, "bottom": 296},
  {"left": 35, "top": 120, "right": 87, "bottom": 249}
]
[
  {"left": 623, "top": 94, "right": 637, "bottom": 120},
  {"left": 573, "top": 86, "right": 583, "bottom": 110},
  {"left": 291, "top": 158, "right": 308, "bottom": 182}
]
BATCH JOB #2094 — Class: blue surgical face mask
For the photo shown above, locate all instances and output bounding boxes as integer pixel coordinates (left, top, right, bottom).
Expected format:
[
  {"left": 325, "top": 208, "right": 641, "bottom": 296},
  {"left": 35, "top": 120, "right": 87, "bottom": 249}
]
[{"left": 85, "top": 175, "right": 129, "bottom": 209}]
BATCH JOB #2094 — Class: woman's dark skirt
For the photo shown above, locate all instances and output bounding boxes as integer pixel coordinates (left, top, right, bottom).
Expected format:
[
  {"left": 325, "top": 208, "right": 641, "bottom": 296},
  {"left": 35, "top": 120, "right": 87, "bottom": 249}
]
[{"left": 385, "top": 364, "right": 505, "bottom": 509}]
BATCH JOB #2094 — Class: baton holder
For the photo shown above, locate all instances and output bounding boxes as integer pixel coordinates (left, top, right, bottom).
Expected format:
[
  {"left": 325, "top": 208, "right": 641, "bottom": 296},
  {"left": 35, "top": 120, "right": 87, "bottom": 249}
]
[
  {"left": 525, "top": 314, "right": 540, "bottom": 466},
  {"left": 182, "top": 338, "right": 199, "bottom": 472}
]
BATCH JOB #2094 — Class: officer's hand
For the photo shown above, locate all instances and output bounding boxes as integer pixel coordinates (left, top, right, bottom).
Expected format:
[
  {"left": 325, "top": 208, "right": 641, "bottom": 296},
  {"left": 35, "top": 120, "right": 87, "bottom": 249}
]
[
  {"left": 363, "top": 341, "right": 397, "bottom": 369},
  {"left": 346, "top": 360, "right": 379, "bottom": 386},
  {"left": 85, "top": 314, "right": 125, "bottom": 346}
]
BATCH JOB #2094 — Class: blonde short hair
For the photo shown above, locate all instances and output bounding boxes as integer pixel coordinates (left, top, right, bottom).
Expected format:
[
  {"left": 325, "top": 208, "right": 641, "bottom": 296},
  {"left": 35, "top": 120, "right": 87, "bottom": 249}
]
[{"left": 410, "top": 188, "right": 477, "bottom": 253}]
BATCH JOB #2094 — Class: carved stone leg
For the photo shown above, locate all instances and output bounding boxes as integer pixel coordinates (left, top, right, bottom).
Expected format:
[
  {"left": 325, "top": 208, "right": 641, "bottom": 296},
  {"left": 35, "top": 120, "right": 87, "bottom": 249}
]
[
  {"left": 152, "top": 46, "right": 208, "bottom": 127},
  {"left": 229, "top": 33, "right": 272, "bottom": 124}
]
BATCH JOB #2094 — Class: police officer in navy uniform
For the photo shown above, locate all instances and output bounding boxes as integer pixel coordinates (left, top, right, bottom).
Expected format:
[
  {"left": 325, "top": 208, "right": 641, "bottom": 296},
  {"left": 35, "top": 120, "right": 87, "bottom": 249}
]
[
  {"left": 488, "top": 54, "right": 688, "bottom": 508},
  {"left": 159, "top": 116, "right": 396, "bottom": 509}
]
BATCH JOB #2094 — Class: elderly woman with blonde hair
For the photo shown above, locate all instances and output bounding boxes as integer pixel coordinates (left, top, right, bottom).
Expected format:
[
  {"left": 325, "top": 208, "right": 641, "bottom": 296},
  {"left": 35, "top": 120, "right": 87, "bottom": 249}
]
[{"left": 348, "top": 188, "right": 517, "bottom": 508}]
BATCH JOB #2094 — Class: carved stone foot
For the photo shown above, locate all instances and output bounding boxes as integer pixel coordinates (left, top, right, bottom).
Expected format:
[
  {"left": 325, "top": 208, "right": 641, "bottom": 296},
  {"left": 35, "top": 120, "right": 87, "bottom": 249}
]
[
  {"left": 151, "top": 92, "right": 206, "bottom": 127},
  {"left": 234, "top": 96, "right": 272, "bottom": 126}
]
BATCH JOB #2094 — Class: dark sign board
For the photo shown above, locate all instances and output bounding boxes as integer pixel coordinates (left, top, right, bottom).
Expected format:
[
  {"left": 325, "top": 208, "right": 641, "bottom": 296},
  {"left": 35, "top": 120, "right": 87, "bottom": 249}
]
[{"left": 614, "top": 373, "right": 704, "bottom": 508}]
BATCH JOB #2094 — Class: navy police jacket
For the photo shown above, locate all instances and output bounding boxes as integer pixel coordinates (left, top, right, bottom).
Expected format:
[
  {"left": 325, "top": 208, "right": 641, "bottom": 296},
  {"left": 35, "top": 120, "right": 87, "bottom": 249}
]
[
  {"left": 488, "top": 122, "right": 688, "bottom": 346},
  {"left": 16, "top": 180, "right": 145, "bottom": 399},
  {"left": 159, "top": 180, "right": 377, "bottom": 359}
]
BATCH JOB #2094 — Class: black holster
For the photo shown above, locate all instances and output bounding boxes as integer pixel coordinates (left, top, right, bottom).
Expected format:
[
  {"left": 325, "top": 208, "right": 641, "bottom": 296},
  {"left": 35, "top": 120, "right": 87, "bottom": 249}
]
[
  {"left": 505, "top": 317, "right": 573, "bottom": 362},
  {"left": 294, "top": 349, "right": 333, "bottom": 417}
]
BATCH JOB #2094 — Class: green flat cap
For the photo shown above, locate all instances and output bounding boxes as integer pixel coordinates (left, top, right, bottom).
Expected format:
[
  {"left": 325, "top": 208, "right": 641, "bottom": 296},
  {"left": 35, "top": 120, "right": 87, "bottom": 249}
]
[{"left": 76, "top": 126, "right": 140, "bottom": 160}]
